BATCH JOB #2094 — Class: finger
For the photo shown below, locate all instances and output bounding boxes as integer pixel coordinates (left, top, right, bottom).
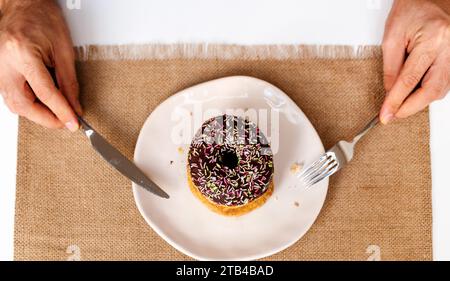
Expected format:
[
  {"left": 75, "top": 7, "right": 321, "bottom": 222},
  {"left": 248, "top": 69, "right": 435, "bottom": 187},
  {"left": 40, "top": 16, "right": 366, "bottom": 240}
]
[
  {"left": 382, "top": 30, "right": 406, "bottom": 92},
  {"left": 379, "top": 45, "right": 437, "bottom": 124},
  {"left": 396, "top": 64, "right": 450, "bottom": 119},
  {"left": 26, "top": 102, "right": 64, "bottom": 129},
  {"left": 20, "top": 55, "right": 79, "bottom": 132},
  {"left": 382, "top": 39, "right": 406, "bottom": 92},
  {"left": 55, "top": 46, "right": 82, "bottom": 115},
  {"left": 5, "top": 83, "right": 63, "bottom": 129},
  {"left": 22, "top": 82, "right": 63, "bottom": 128}
]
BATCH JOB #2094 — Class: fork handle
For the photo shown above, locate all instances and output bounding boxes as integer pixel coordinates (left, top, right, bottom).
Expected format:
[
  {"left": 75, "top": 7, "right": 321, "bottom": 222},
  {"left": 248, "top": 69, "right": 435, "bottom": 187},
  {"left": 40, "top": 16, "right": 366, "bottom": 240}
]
[{"left": 352, "top": 115, "right": 380, "bottom": 144}]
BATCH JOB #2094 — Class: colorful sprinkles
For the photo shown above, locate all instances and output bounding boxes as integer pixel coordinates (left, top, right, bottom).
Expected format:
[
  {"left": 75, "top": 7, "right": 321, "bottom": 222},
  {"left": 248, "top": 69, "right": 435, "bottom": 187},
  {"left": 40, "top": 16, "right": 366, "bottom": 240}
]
[{"left": 188, "top": 115, "right": 274, "bottom": 206}]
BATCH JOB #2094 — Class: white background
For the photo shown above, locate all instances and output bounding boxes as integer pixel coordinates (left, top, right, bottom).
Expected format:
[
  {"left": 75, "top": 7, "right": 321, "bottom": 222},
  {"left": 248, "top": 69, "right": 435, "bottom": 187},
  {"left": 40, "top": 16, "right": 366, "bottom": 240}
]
[{"left": 1, "top": 0, "right": 449, "bottom": 260}]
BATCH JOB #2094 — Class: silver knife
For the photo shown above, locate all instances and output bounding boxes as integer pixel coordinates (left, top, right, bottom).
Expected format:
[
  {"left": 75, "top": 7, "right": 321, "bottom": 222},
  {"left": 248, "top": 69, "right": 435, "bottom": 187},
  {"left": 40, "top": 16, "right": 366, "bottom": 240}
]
[{"left": 77, "top": 116, "right": 170, "bottom": 199}]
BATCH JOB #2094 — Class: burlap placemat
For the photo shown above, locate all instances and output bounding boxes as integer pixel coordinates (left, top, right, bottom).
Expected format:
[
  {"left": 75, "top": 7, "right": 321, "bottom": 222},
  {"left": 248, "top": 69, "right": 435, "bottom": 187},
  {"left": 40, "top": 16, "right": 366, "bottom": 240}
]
[{"left": 14, "top": 44, "right": 431, "bottom": 261}]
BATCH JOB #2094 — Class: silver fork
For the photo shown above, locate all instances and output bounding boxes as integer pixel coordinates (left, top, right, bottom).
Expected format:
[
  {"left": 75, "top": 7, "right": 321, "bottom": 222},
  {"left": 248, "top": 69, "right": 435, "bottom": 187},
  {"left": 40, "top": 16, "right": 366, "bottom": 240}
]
[{"left": 299, "top": 115, "right": 380, "bottom": 188}]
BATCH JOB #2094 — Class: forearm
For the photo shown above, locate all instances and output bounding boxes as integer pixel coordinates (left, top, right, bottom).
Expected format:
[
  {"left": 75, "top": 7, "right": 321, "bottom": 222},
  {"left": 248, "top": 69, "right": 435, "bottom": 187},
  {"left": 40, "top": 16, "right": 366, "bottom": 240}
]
[
  {"left": 1, "top": 0, "right": 57, "bottom": 12},
  {"left": 394, "top": 0, "right": 449, "bottom": 14},
  {"left": 429, "top": 0, "right": 450, "bottom": 13},
  {"left": 0, "top": 0, "right": 6, "bottom": 11},
  {"left": 0, "top": 0, "right": 60, "bottom": 24}
]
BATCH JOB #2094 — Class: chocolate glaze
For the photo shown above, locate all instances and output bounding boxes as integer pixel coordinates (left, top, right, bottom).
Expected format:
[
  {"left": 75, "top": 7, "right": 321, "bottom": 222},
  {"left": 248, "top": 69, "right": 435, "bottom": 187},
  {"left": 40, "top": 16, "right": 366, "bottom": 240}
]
[{"left": 188, "top": 115, "right": 274, "bottom": 206}]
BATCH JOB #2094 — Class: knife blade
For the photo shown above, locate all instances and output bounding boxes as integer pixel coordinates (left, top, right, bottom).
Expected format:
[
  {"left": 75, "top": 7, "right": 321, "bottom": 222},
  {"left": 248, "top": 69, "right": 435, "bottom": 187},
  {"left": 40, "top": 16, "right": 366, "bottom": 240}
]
[{"left": 77, "top": 116, "right": 170, "bottom": 199}]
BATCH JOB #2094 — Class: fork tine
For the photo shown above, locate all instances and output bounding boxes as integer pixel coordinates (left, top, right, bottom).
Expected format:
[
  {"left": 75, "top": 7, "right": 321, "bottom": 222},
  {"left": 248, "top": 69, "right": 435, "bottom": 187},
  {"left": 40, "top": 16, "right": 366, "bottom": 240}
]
[
  {"left": 303, "top": 159, "right": 333, "bottom": 184},
  {"left": 301, "top": 154, "right": 333, "bottom": 182},
  {"left": 305, "top": 161, "right": 338, "bottom": 188},
  {"left": 299, "top": 154, "right": 328, "bottom": 179},
  {"left": 302, "top": 163, "right": 325, "bottom": 183},
  {"left": 305, "top": 167, "right": 336, "bottom": 188}
]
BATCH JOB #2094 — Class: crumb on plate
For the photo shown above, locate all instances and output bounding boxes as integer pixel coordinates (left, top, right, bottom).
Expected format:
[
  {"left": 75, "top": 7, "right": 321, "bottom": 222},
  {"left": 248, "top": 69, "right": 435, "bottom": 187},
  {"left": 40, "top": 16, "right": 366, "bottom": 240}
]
[{"left": 290, "top": 162, "right": 304, "bottom": 174}]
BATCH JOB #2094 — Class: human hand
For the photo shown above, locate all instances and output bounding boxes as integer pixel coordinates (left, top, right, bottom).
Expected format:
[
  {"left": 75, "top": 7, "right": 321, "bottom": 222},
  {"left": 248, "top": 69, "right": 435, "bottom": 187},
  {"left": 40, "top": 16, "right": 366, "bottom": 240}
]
[
  {"left": 380, "top": 0, "right": 450, "bottom": 124},
  {"left": 0, "top": 0, "right": 81, "bottom": 131}
]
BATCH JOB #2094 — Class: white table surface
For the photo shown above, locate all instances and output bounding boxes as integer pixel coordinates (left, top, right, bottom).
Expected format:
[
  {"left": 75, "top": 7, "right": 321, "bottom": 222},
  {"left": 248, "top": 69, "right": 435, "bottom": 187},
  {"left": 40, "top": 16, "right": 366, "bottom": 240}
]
[{"left": 1, "top": 0, "right": 449, "bottom": 261}]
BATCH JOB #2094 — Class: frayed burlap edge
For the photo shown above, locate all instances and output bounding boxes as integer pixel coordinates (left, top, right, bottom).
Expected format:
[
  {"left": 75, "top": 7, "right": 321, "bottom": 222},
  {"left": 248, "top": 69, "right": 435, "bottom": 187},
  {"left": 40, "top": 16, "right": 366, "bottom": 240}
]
[{"left": 75, "top": 44, "right": 382, "bottom": 61}]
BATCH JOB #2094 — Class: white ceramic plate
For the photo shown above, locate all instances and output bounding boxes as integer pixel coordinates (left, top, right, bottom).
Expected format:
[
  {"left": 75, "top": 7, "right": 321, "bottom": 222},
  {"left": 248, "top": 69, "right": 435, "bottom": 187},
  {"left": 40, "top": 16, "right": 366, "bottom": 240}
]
[{"left": 132, "top": 76, "right": 328, "bottom": 260}]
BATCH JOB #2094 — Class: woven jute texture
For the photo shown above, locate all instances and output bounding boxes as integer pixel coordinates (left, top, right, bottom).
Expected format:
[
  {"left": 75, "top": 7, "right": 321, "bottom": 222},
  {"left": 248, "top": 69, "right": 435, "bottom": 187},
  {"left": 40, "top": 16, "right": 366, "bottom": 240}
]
[{"left": 14, "top": 45, "right": 431, "bottom": 260}]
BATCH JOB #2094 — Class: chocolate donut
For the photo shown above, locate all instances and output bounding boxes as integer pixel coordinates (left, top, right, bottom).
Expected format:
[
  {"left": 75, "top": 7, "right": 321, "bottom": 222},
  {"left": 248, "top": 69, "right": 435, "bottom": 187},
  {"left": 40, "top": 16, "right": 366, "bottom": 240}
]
[{"left": 187, "top": 115, "right": 274, "bottom": 216}]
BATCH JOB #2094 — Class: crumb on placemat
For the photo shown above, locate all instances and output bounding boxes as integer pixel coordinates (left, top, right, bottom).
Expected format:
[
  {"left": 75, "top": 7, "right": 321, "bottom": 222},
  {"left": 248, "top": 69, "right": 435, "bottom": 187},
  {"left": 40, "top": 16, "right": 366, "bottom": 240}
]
[
  {"left": 177, "top": 147, "right": 184, "bottom": 154},
  {"left": 294, "top": 201, "right": 300, "bottom": 207}
]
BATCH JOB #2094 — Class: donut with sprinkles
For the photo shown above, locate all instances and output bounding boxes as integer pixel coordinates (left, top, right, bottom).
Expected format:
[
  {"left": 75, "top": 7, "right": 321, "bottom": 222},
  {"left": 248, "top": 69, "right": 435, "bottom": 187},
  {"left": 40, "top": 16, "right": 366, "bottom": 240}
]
[{"left": 187, "top": 115, "right": 274, "bottom": 216}]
